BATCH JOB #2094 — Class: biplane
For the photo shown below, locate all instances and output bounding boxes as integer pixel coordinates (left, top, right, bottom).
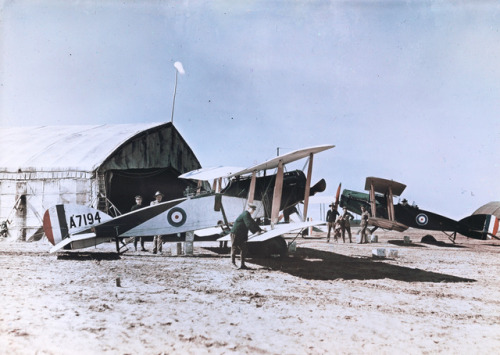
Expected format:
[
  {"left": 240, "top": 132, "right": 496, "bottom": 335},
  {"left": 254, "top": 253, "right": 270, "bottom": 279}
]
[
  {"left": 43, "top": 144, "right": 334, "bottom": 255},
  {"left": 339, "top": 177, "right": 499, "bottom": 243}
]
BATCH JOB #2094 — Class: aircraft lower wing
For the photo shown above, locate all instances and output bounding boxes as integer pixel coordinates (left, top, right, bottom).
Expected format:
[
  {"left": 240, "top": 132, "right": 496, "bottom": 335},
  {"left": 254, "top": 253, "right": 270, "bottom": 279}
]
[
  {"left": 368, "top": 217, "right": 409, "bottom": 232},
  {"left": 217, "top": 220, "right": 325, "bottom": 243}
]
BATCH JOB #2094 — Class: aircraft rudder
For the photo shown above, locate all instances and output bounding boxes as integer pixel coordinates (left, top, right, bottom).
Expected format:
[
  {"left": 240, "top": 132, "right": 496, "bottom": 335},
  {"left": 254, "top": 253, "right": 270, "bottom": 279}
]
[{"left": 43, "top": 204, "right": 112, "bottom": 246}]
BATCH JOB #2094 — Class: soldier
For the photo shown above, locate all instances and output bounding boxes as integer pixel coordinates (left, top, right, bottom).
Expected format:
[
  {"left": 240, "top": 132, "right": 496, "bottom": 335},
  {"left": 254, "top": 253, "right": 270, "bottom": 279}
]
[
  {"left": 340, "top": 207, "right": 354, "bottom": 243},
  {"left": 230, "top": 204, "right": 263, "bottom": 269},
  {"left": 131, "top": 195, "right": 147, "bottom": 251},
  {"left": 151, "top": 191, "right": 164, "bottom": 254},
  {"left": 359, "top": 205, "right": 370, "bottom": 244},
  {"left": 325, "top": 203, "right": 339, "bottom": 242}
]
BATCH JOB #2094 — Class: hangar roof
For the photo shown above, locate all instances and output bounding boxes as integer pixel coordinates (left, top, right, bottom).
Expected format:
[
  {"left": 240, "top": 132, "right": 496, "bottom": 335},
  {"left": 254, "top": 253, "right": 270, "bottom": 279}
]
[{"left": 0, "top": 123, "right": 185, "bottom": 172}]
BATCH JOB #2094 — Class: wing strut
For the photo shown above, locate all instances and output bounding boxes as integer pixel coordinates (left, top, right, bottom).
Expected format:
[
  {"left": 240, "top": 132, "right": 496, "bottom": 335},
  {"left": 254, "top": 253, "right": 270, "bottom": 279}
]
[
  {"left": 387, "top": 186, "right": 395, "bottom": 221},
  {"left": 302, "top": 153, "right": 314, "bottom": 222},
  {"left": 247, "top": 171, "right": 257, "bottom": 204},
  {"left": 270, "top": 160, "right": 284, "bottom": 226},
  {"left": 369, "top": 181, "right": 377, "bottom": 217}
]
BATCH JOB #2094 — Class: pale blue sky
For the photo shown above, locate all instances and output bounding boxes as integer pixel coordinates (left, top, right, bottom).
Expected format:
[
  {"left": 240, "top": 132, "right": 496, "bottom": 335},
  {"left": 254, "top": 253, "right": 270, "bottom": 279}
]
[{"left": 1, "top": 0, "right": 499, "bottom": 219}]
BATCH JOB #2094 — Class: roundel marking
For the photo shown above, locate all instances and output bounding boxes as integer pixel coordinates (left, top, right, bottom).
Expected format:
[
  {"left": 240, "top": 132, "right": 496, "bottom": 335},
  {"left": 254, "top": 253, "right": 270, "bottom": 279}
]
[
  {"left": 167, "top": 207, "right": 187, "bottom": 227},
  {"left": 416, "top": 213, "right": 428, "bottom": 226}
]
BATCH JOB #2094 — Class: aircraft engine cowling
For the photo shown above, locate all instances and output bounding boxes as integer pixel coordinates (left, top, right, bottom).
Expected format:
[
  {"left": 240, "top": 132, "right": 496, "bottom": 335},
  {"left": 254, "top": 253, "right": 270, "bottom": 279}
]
[{"left": 310, "top": 179, "right": 326, "bottom": 195}]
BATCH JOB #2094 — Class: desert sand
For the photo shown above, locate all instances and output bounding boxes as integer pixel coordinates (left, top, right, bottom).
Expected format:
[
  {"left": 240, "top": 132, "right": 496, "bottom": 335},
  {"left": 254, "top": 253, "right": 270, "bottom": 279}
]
[{"left": 0, "top": 228, "right": 499, "bottom": 354}]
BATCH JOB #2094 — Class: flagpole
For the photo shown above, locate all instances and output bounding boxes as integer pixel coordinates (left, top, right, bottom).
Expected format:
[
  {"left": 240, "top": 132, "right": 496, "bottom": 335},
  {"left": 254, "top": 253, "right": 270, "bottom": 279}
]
[
  {"left": 170, "top": 69, "right": 178, "bottom": 123},
  {"left": 170, "top": 62, "right": 185, "bottom": 124}
]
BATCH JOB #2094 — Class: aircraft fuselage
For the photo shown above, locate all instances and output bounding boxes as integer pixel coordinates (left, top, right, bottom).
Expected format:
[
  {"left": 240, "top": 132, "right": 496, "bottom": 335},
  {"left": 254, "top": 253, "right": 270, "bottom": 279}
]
[{"left": 340, "top": 189, "right": 487, "bottom": 239}]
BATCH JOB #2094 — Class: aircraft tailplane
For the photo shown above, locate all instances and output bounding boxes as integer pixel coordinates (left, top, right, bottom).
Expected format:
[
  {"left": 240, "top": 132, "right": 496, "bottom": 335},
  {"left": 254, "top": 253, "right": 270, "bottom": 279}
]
[{"left": 458, "top": 214, "right": 499, "bottom": 240}]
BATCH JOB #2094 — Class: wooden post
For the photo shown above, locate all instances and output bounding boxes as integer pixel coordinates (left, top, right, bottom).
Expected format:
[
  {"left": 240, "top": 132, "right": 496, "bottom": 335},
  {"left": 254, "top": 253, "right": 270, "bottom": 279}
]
[
  {"left": 185, "top": 231, "right": 194, "bottom": 255},
  {"left": 303, "top": 153, "right": 313, "bottom": 222},
  {"left": 270, "top": 161, "right": 284, "bottom": 226}
]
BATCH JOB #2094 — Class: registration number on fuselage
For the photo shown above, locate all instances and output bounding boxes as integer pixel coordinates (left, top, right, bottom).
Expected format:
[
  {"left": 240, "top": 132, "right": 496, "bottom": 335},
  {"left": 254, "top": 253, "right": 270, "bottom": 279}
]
[{"left": 69, "top": 212, "right": 102, "bottom": 228}]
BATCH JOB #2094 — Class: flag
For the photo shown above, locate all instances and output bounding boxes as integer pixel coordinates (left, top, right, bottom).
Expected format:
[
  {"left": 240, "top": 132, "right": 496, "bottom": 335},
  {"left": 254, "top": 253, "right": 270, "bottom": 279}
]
[{"left": 174, "top": 61, "right": 185, "bottom": 75}]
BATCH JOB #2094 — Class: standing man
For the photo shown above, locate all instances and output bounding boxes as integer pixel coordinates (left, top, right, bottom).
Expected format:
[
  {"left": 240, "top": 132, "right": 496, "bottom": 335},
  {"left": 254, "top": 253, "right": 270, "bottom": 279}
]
[
  {"left": 325, "top": 203, "right": 339, "bottom": 242},
  {"left": 340, "top": 207, "right": 354, "bottom": 243},
  {"left": 230, "top": 204, "right": 263, "bottom": 269},
  {"left": 131, "top": 195, "right": 147, "bottom": 251},
  {"left": 359, "top": 205, "right": 370, "bottom": 244},
  {"left": 151, "top": 191, "right": 164, "bottom": 254}
]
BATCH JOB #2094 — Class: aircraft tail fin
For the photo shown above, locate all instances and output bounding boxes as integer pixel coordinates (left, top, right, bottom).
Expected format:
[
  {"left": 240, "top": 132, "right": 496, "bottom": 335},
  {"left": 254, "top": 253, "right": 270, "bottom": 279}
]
[
  {"left": 43, "top": 204, "right": 113, "bottom": 247},
  {"left": 459, "top": 214, "right": 499, "bottom": 240}
]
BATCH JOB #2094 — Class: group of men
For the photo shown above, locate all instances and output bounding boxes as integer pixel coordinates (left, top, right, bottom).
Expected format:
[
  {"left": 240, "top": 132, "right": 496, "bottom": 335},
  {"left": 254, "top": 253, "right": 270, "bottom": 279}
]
[
  {"left": 326, "top": 203, "right": 370, "bottom": 244},
  {"left": 130, "top": 191, "right": 165, "bottom": 254}
]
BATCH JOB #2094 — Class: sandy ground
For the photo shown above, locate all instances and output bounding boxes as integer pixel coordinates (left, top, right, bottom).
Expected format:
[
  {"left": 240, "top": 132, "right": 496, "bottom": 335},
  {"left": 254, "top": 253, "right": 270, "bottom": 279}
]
[{"left": 0, "top": 228, "right": 499, "bottom": 355}]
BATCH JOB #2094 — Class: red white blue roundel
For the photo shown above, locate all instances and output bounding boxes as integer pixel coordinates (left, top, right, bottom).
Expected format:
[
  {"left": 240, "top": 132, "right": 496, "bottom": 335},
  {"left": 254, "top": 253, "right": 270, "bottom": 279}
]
[
  {"left": 416, "top": 213, "right": 428, "bottom": 226},
  {"left": 167, "top": 207, "right": 187, "bottom": 227}
]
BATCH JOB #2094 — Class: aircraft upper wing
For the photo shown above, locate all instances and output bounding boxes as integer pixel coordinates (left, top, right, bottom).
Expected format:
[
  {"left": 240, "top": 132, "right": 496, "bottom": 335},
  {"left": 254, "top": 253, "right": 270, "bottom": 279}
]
[
  {"left": 217, "top": 220, "right": 325, "bottom": 243},
  {"left": 178, "top": 166, "right": 245, "bottom": 181},
  {"left": 179, "top": 144, "right": 334, "bottom": 182},
  {"left": 364, "top": 177, "right": 406, "bottom": 196},
  {"left": 227, "top": 144, "right": 334, "bottom": 177}
]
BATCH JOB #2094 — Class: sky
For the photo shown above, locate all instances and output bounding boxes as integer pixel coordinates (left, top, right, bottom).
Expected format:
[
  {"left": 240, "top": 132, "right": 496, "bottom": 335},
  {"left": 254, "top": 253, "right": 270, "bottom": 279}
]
[{"left": 1, "top": 0, "right": 499, "bottom": 220}]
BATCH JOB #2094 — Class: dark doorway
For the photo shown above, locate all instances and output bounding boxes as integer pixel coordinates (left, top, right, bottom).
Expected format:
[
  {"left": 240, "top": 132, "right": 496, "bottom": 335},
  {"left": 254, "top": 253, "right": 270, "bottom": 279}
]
[{"left": 107, "top": 168, "right": 197, "bottom": 214}]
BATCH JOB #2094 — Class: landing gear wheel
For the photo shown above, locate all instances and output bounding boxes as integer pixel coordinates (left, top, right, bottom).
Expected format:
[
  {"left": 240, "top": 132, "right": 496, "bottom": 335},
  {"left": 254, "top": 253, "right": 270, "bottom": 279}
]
[
  {"left": 248, "top": 236, "right": 288, "bottom": 258},
  {"left": 264, "top": 236, "right": 288, "bottom": 258}
]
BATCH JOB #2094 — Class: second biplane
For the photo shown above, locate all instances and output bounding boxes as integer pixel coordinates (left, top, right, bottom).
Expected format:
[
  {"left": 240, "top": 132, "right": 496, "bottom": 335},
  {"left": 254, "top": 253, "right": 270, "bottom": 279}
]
[
  {"left": 43, "top": 144, "right": 334, "bottom": 255},
  {"left": 340, "top": 177, "right": 499, "bottom": 243}
]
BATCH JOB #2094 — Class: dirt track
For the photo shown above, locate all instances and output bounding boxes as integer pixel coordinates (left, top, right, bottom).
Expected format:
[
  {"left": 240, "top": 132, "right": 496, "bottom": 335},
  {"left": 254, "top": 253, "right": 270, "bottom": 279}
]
[{"left": 0, "top": 229, "right": 499, "bottom": 354}]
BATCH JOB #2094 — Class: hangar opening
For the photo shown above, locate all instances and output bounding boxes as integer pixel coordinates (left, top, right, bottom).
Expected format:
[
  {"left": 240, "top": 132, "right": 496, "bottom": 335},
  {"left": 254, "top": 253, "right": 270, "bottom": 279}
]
[{"left": 106, "top": 168, "right": 194, "bottom": 213}]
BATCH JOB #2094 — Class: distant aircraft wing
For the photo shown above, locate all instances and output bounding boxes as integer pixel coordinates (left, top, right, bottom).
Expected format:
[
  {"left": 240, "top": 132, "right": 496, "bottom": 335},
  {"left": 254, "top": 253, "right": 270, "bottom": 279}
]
[
  {"left": 365, "top": 177, "right": 406, "bottom": 196},
  {"left": 217, "top": 220, "right": 325, "bottom": 242},
  {"left": 368, "top": 217, "right": 409, "bottom": 232}
]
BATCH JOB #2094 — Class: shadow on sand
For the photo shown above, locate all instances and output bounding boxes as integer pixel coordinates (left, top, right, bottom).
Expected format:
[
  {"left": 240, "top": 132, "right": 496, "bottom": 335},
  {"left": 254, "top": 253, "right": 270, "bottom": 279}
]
[
  {"left": 387, "top": 240, "right": 428, "bottom": 248},
  {"left": 57, "top": 252, "right": 121, "bottom": 261},
  {"left": 249, "top": 247, "right": 475, "bottom": 283}
]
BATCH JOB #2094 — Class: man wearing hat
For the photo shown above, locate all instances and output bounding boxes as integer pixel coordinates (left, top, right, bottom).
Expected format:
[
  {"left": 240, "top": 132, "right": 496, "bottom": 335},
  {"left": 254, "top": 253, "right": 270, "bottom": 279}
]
[
  {"left": 131, "top": 195, "right": 147, "bottom": 251},
  {"left": 151, "top": 191, "right": 164, "bottom": 254},
  {"left": 230, "top": 204, "right": 263, "bottom": 269},
  {"left": 325, "top": 203, "right": 339, "bottom": 242}
]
